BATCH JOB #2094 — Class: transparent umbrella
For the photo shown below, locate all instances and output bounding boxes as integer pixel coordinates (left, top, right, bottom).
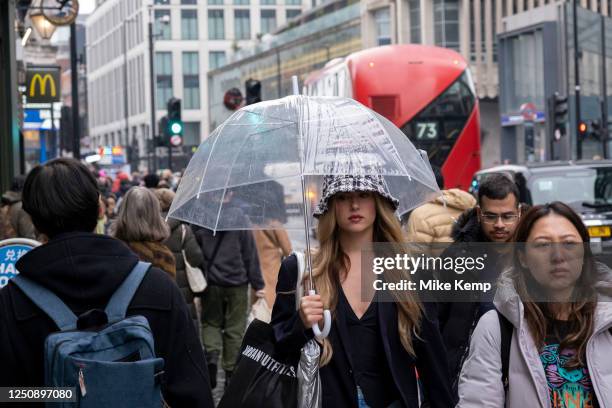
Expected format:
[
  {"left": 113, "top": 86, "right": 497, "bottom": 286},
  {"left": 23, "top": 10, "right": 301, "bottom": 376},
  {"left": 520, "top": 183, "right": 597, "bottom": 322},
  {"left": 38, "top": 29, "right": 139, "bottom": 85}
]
[{"left": 168, "top": 95, "right": 440, "bottom": 337}]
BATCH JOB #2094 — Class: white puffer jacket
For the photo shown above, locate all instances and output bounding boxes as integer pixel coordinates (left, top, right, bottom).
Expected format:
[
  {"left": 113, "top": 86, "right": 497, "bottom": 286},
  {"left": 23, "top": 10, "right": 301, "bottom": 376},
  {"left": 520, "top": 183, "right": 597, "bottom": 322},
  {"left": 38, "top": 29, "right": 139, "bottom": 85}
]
[{"left": 456, "top": 268, "right": 612, "bottom": 408}]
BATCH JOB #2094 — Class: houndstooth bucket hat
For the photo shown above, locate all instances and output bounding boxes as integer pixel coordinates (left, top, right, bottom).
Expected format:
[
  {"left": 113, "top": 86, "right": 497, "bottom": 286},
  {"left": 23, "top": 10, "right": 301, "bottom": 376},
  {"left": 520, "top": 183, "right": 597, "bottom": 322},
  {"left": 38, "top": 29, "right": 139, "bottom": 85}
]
[{"left": 312, "top": 174, "right": 400, "bottom": 217}]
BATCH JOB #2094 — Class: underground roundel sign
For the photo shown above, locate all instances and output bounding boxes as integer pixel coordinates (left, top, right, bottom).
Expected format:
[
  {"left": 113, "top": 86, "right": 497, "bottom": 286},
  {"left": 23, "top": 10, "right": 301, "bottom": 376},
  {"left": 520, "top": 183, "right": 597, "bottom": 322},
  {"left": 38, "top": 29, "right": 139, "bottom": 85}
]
[
  {"left": 0, "top": 238, "right": 41, "bottom": 288},
  {"left": 224, "top": 88, "right": 244, "bottom": 110}
]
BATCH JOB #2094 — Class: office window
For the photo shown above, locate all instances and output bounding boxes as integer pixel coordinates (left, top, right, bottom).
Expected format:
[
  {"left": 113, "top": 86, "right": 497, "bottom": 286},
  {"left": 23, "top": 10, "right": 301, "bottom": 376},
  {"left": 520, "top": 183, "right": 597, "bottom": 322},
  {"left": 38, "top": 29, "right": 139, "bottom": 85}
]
[
  {"left": 285, "top": 0, "right": 301, "bottom": 5},
  {"left": 234, "top": 10, "right": 251, "bottom": 40},
  {"left": 154, "top": 9, "right": 171, "bottom": 40},
  {"left": 183, "top": 52, "right": 200, "bottom": 109},
  {"left": 208, "top": 0, "right": 223, "bottom": 4},
  {"left": 261, "top": 10, "right": 277, "bottom": 34},
  {"left": 374, "top": 7, "right": 391, "bottom": 46},
  {"left": 154, "top": 0, "right": 169, "bottom": 4},
  {"left": 155, "top": 52, "right": 173, "bottom": 109},
  {"left": 261, "top": 0, "right": 275, "bottom": 4},
  {"left": 434, "top": 0, "right": 459, "bottom": 51},
  {"left": 208, "top": 10, "right": 225, "bottom": 39},
  {"left": 181, "top": 0, "right": 197, "bottom": 3},
  {"left": 286, "top": 9, "right": 301, "bottom": 20},
  {"left": 181, "top": 10, "right": 198, "bottom": 40},
  {"left": 234, "top": 0, "right": 249, "bottom": 4},
  {"left": 209, "top": 51, "right": 227, "bottom": 70},
  {"left": 409, "top": 0, "right": 421, "bottom": 43}
]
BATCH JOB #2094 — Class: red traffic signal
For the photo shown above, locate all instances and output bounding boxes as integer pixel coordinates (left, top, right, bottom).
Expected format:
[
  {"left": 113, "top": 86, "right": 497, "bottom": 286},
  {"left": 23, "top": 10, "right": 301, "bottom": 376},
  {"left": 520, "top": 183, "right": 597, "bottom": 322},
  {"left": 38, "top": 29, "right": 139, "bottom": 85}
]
[{"left": 578, "top": 121, "right": 588, "bottom": 135}]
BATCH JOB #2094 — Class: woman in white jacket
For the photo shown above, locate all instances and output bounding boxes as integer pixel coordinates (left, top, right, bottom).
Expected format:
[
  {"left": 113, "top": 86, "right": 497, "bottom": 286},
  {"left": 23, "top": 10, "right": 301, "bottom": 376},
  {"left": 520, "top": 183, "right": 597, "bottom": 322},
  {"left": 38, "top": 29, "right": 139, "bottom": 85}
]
[{"left": 457, "top": 201, "right": 612, "bottom": 408}]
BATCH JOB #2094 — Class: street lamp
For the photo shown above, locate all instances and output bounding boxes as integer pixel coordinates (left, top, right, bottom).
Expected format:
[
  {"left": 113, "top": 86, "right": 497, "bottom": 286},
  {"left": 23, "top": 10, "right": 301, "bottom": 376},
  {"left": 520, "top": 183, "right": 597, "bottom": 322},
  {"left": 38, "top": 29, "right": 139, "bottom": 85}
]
[{"left": 30, "top": 8, "right": 56, "bottom": 39}]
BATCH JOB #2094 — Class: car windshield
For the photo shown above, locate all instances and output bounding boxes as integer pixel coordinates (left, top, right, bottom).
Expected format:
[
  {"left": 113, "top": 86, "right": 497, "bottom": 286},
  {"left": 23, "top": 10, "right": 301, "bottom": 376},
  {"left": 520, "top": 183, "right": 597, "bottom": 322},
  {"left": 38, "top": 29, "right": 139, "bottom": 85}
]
[{"left": 529, "top": 168, "right": 612, "bottom": 205}]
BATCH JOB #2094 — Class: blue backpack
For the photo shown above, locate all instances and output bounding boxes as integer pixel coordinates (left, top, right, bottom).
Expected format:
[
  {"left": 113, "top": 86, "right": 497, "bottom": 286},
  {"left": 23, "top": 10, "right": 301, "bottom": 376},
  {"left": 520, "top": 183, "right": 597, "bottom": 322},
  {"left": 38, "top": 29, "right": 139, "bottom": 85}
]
[{"left": 12, "top": 261, "right": 165, "bottom": 408}]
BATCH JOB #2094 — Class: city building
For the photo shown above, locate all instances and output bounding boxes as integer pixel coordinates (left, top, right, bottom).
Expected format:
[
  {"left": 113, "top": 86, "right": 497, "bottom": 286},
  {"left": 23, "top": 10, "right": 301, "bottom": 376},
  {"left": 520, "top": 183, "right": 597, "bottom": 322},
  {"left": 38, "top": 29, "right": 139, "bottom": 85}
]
[
  {"left": 87, "top": 0, "right": 308, "bottom": 171},
  {"left": 498, "top": 2, "right": 612, "bottom": 162}
]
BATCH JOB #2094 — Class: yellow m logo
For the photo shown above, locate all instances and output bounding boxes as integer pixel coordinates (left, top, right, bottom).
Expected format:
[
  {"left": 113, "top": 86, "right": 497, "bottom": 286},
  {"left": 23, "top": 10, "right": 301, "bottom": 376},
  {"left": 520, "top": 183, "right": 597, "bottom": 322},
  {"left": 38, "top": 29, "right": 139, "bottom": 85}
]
[{"left": 29, "top": 74, "right": 56, "bottom": 98}]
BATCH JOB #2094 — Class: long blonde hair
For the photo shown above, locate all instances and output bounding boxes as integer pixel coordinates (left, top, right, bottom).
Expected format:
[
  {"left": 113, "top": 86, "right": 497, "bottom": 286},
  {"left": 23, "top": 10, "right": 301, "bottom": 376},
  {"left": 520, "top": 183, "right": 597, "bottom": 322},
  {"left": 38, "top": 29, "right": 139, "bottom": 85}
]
[{"left": 309, "top": 194, "right": 422, "bottom": 365}]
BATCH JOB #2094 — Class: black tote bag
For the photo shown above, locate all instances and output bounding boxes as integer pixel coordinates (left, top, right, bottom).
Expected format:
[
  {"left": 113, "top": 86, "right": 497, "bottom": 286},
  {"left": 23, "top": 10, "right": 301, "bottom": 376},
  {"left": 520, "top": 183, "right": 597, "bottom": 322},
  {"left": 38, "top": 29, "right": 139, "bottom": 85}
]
[{"left": 218, "top": 319, "right": 300, "bottom": 408}]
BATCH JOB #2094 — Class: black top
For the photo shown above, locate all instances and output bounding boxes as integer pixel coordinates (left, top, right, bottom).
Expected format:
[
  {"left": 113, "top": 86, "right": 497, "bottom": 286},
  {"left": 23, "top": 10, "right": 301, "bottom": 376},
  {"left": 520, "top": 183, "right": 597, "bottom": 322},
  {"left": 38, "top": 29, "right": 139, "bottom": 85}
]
[{"left": 338, "top": 289, "right": 401, "bottom": 408}]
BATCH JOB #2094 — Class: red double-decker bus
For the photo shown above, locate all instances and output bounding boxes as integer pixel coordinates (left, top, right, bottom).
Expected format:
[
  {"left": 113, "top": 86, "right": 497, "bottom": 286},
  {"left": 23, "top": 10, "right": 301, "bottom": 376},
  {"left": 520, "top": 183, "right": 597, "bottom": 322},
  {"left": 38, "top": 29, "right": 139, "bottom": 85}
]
[{"left": 304, "top": 44, "right": 481, "bottom": 190}]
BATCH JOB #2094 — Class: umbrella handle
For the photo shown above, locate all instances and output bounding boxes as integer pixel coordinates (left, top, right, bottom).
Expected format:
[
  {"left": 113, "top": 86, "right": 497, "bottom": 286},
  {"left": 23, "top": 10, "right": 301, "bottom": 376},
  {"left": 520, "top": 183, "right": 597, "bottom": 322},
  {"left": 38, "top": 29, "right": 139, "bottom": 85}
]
[{"left": 308, "top": 289, "right": 331, "bottom": 339}]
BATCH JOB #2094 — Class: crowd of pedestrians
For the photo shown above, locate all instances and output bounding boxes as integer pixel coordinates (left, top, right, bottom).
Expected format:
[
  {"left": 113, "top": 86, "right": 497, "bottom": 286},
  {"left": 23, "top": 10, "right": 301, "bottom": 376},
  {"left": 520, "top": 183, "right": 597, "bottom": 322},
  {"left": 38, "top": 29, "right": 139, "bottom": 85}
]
[{"left": 1, "top": 157, "right": 611, "bottom": 408}]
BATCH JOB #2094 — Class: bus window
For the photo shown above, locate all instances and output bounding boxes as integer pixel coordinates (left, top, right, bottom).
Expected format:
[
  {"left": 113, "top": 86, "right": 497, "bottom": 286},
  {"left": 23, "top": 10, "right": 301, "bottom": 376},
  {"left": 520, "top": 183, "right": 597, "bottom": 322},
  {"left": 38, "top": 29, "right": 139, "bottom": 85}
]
[{"left": 400, "top": 71, "right": 475, "bottom": 168}]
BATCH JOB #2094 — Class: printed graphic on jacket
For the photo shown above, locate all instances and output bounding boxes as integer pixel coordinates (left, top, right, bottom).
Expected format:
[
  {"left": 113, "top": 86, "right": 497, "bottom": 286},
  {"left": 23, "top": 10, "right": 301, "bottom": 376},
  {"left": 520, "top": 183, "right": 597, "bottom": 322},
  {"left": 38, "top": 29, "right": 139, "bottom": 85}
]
[{"left": 540, "top": 344, "right": 598, "bottom": 408}]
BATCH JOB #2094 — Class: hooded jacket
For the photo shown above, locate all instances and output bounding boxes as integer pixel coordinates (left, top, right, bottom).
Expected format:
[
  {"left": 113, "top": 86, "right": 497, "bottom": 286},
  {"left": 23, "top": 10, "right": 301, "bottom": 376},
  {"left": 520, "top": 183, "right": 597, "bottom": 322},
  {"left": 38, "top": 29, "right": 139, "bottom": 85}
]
[
  {"left": 0, "top": 232, "right": 214, "bottom": 407},
  {"left": 457, "top": 268, "right": 612, "bottom": 408},
  {"left": 405, "top": 189, "right": 476, "bottom": 244}
]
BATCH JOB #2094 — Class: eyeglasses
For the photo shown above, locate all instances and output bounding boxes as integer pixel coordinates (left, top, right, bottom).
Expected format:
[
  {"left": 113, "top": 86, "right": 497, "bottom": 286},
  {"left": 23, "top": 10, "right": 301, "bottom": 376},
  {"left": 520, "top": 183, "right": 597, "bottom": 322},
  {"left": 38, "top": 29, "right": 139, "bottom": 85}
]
[{"left": 480, "top": 213, "right": 520, "bottom": 225}]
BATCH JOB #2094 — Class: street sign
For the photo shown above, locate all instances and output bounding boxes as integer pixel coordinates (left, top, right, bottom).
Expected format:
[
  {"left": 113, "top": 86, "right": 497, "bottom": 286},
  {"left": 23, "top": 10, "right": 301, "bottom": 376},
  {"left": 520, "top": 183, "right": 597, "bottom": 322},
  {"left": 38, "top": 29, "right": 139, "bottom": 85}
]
[
  {"left": 26, "top": 67, "right": 61, "bottom": 103},
  {"left": 0, "top": 238, "right": 41, "bottom": 288},
  {"left": 520, "top": 102, "right": 537, "bottom": 122},
  {"left": 170, "top": 135, "right": 183, "bottom": 147}
]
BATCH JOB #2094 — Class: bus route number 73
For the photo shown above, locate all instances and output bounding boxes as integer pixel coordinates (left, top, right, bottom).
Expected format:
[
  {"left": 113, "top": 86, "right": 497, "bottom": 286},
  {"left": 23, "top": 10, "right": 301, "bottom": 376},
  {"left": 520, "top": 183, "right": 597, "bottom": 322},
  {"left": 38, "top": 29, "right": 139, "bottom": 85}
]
[{"left": 416, "top": 122, "right": 438, "bottom": 140}]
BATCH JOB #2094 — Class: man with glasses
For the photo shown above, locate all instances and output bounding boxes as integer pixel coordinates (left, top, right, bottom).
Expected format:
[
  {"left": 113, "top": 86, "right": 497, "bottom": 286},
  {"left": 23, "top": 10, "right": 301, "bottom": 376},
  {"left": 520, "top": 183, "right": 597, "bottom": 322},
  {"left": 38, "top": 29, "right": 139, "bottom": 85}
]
[{"left": 437, "top": 173, "right": 522, "bottom": 402}]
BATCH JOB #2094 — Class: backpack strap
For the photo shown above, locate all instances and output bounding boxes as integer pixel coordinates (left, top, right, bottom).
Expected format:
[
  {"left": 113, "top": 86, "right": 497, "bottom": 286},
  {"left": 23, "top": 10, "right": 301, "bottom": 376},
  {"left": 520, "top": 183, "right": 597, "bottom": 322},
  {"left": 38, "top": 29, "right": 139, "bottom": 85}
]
[
  {"left": 497, "top": 310, "right": 513, "bottom": 395},
  {"left": 12, "top": 275, "right": 78, "bottom": 331},
  {"left": 105, "top": 261, "right": 151, "bottom": 322}
]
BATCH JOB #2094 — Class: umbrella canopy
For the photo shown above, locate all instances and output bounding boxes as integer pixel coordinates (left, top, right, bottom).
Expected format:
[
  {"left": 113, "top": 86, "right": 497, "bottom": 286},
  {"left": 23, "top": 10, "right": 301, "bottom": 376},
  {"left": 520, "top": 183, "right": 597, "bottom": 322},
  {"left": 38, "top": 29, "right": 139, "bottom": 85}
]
[{"left": 168, "top": 95, "right": 439, "bottom": 232}]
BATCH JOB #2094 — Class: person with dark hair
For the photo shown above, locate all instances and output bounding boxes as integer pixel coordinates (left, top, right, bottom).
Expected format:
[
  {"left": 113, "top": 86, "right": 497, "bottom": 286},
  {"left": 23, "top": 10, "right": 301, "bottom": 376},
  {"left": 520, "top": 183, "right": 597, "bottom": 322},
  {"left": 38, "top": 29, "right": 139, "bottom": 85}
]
[
  {"left": 193, "top": 191, "right": 265, "bottom": 390},
  {"left": 457, "top": 202, "right": 612, "bottom": 407},
  {"left": 144, "top": 173, "right": 160, "bottom": 189},
  {"left": 0, "top": 158, "right": 214, "bottom": 407},
  {"left": 438, "top": 172, "right": 523, "bottom": 400},
  {"left": 404, "top": 166, "right": 476, "bottom": 244},
  {"left": 1, "top": 175, "right": 37, "bottom": 240}
]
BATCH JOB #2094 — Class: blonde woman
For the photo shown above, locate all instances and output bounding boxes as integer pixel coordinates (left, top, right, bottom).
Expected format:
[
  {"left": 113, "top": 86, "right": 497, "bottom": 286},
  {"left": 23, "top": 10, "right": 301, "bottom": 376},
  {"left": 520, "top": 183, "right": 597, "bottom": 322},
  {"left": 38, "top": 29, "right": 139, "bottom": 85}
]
[
  {"left": 112, "top": 187, "right": 176, "bottom": 277},
  {"left": 271, "top": 175, "right": 453, "bottom": 408}
]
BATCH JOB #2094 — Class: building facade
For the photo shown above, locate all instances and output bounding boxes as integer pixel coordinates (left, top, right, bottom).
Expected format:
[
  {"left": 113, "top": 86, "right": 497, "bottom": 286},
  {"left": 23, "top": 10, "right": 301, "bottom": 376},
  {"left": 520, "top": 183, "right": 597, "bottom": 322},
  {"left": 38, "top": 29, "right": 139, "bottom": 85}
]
[
  {"left": 499, "top": 2, "right": 612, "bottom": 162},
  {"left": 87, "top": 0, "right": 307, "bottom": 170}
]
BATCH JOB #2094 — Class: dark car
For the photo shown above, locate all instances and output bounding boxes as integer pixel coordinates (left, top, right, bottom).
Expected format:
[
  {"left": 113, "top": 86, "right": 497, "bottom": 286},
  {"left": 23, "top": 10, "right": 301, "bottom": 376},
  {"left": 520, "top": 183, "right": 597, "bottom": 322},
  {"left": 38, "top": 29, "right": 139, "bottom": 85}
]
[{"left": 470, "top": 160, "right": 612, "bottom": 254}]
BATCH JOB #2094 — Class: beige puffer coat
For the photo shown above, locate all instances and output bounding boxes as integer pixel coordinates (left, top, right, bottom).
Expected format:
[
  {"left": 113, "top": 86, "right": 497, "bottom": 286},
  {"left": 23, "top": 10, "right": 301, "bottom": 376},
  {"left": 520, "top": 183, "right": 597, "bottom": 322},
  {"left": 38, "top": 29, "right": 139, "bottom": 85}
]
[
  {"left": 404, "top": 188, "right": 476, "bottom": 243},
  {"left": 457, "top": 269, "right": 612, "bottom": 408}
]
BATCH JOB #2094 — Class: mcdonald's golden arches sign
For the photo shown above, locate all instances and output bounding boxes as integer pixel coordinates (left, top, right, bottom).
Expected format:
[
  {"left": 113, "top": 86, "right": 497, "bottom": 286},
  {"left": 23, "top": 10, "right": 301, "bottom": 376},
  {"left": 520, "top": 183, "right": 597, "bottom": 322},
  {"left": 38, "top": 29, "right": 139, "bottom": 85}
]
[{"left": 26, "top": 67, "right": 60, "bottom": 103}]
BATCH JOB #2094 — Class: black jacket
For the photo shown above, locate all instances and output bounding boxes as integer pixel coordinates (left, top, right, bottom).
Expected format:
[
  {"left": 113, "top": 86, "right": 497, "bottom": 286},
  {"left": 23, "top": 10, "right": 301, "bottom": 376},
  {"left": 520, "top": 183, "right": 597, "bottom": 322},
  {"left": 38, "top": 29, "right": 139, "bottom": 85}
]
[
  {"left": 437, "top": 208, "right": 495, "bottom": 396},
  {"left": 192, "top": 226, "right": 264, "bottom": 290},
  {"left": 0, "top": 232, "right": 214, "bottom": 408},
  {"left": 163, "top": 215, "right": 204, "bottom": 306},
  {"left": 271, "top": 255, "right": 454, "bottom": 408}
]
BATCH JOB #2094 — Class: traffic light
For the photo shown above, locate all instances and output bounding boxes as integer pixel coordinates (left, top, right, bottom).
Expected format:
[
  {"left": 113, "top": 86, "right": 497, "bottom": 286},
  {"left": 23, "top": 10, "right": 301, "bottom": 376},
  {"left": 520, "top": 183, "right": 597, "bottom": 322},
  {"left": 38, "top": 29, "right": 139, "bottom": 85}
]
[
  {"left": 591, "top": 120, "right": 603, "bottom": 140},
  {"left": 245, "top": 79, "right": 261, "bottom": 105},
  {"left": 578, "top": 121, "right": 588, "bottom": 136},
  {"left": 552, "top": 93, "right": 568, "bottom": 133},
  {"left": 157, "top": 115, "right": 169, "bottom": 147},
  {"left": 167, "top": 97, "right": 183, "bottom": 137}
]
